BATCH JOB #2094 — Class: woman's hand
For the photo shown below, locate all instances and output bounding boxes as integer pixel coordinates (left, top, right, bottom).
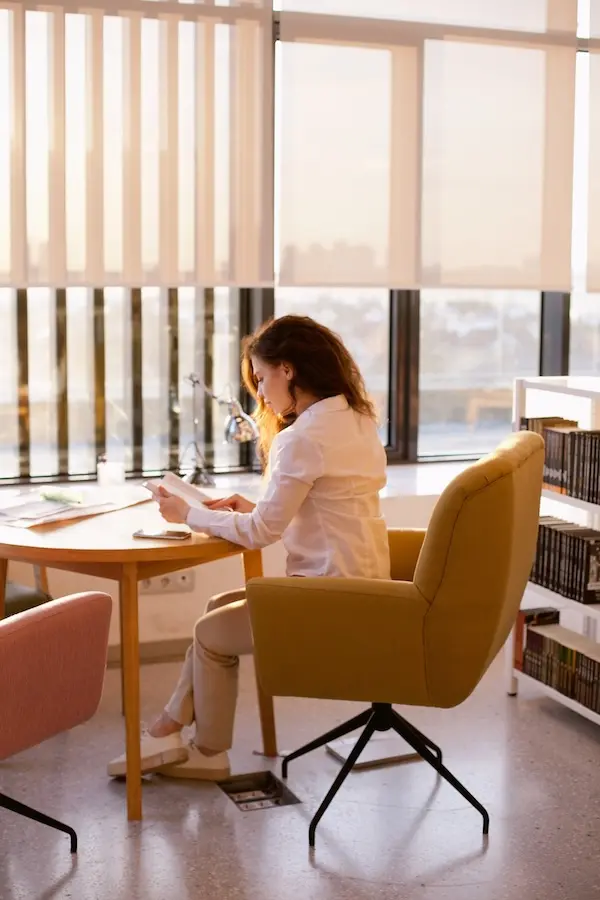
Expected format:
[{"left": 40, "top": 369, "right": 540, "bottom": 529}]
[
  {"left": 203, "top": 494, "right": 255, "bottom": 514},
  {"left": 157, "top": 487, "right": 190, "bottom": 524}
]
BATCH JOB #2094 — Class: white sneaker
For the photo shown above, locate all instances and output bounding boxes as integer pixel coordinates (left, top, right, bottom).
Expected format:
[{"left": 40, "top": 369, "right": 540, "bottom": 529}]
[
  {"left": 158, "top": 742, "right": 231, "bottom": 781},
  {"left": 107, "top": 731, "right": 188, "bottom": 778}
]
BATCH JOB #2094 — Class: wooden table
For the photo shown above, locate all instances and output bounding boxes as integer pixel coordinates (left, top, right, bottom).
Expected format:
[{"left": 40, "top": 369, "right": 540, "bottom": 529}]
[{"left": 0, "top": 501, "right": 277, "bottom": 821}]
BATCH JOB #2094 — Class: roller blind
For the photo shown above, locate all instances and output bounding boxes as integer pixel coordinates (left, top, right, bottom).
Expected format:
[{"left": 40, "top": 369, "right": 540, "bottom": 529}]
[
  {"left": 277, "top": 2, "right": 577, "bottom": 289},
  {"left": 587, "top": 2, "right": 600, "bottom": 289}
]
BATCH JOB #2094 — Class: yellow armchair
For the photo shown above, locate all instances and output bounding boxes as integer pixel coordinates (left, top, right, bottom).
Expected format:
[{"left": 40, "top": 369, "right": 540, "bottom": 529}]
[{"left": 246, "top": 431, "right": 545, "bottom": 846}]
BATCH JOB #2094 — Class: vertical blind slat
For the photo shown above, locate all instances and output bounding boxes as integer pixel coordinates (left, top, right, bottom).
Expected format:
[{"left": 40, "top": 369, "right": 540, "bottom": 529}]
[
  {"left": 195, "top": 18, "right": 216, "bottom": 283},
  {"left": 10, "top": 6, "right": 27, "bottom": 285},
  {"left": 159, "top": 15, "right": 179, "bottom": 285},
  {"left": 49, "top": 8, "right": 66, "bottom": 285},
  {"left": 123, "top": 12, "right": 143, "bottom": 285},
  {"left": 86, "top": 10, "right": 104, "bottom": 284}
]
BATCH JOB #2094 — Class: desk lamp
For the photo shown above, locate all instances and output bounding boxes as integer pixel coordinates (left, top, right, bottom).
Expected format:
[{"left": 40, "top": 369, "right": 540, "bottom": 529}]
[{"left": 181, "top": 374, "right": 258, "bottom": 485}]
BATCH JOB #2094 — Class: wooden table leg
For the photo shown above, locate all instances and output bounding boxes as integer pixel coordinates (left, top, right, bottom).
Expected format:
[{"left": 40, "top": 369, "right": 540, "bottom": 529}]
[
  {"left": 243, "top": 550, "right": 278, "bottom": 758},
  {"left": 118, "top": 589, "right": 126, "bottom": 717},
  {"left": 119, "top": 563, "right": 142, "bottom": 821},
  {"left": 0, "top": 558, "right": 7, "bottom": 619}
]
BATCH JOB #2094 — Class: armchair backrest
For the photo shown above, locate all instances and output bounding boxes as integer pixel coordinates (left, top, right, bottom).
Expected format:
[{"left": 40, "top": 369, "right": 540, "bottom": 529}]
[
  {"left": 0, "top": 591, "right": 112, "bottom": 761},
  {"left": 413, "top": 431, "right": 544, "bottom": 708}
]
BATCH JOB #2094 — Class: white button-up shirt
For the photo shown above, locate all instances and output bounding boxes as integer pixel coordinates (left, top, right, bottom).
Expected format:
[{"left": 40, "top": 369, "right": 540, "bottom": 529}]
[{"left": 187, "top": 395, "right": 391, "bottom": 579}]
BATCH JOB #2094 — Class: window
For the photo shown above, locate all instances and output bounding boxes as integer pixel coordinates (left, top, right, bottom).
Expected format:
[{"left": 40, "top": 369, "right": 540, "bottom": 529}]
[
  {"left": 0, "top": 0, "right": 262, "bottom": 481},
  {"left": 0, "top": 289, "right": 19, "bottom": 479},
  {"left": 274, "top": 289, "right": 390, "bottom": 444},
  {"left": 569, "top": 41, "right": 600, "bottom": 374},
  {"left": 1, "top": 1, "right": 595, "bottom": 480},
  {"left": 418, "top": 292, "right": 541, "bottom": 457},
  {"left": 570, "top": 295, "right": 600, "bottom": 374}
]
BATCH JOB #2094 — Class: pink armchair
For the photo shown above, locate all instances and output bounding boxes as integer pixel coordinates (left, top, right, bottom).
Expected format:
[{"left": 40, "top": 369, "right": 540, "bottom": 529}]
[{"left": 0, "top": 591, "right": 112, "bottom": 853}]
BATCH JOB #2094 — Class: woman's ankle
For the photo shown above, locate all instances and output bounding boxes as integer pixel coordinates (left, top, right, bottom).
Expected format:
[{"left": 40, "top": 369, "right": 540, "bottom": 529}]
[
  {"left": 148, "top": 711, "right": 182, "bottom": 738},
  {"left": 194, "top": 744, "right": 222, "bottom": 757}
]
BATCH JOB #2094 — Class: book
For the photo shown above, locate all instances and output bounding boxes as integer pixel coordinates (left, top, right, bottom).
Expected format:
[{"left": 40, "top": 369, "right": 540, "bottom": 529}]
[
  {"left": 523, "top": 623, "right": 600, "bottom": 713},
  {"left": 514, "top": 607, "right": 560, "bottom": 671},
  {"left": 530, "top": 516, "right": 600, "bottom": 605}
]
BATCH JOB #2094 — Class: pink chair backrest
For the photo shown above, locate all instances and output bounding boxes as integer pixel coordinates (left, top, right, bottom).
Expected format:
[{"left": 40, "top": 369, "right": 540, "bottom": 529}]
[{"left": 0, "top": 591, "right": 112, "bottom": 761}]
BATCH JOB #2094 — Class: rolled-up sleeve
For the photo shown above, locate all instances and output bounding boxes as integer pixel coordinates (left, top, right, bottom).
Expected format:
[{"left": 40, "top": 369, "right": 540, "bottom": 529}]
[{"left": 186, "top": 430, "right": 324, "bottom": 550}]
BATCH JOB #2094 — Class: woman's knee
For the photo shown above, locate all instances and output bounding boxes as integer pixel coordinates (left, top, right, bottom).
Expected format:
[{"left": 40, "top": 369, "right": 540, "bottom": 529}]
[{"left": 205, "top": 588, "right": 246, "bottom": 615}]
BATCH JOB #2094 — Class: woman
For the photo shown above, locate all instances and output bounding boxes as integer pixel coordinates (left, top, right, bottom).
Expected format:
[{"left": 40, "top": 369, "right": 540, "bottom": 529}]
[{"left": 108, "top": 315, "right": 390, "bottom": 780}]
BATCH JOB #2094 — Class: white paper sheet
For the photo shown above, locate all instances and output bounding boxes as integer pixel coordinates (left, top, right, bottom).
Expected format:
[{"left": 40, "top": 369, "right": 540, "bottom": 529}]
[{"left": 0, "top": 486, "right": 149, "bottom": 528}]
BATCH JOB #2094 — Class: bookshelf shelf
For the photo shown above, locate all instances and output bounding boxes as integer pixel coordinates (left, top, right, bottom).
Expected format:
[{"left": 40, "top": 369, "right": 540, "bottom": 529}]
[
  {"left": 525, "top": 583, "right": 600, "bottom": 623},
  {"left": 519, "top": 376, "right": 600, "bottom": 400},
  {"left": 541, "top": 489, "right": 600, "bottom": 515},
  {"left": 513, "top": 670, "right": 600, "bottom": 727}
]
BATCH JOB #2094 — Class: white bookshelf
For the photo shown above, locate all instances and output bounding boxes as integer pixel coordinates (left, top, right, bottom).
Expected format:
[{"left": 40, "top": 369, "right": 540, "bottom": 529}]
[
  {"left": 507, "top": 377, "right": 600, "bottom": 725},
  {"left": 517, "top": 376, "right": 600, "bottom": 400},
  {"left": 514, "top": 672, "right": 600, "bottom": 727},
  {"left": 541, "top": 488, "right": 600, "bottom": 516},
  {"left": 525, "top": 583, "right": 600, "bottom": 623}
]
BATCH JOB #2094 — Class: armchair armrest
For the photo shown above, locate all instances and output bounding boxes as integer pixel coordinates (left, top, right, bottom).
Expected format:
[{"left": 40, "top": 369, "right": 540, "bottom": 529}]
[
  {"left": 246, "top": 577, "right": 430, "bottom": 706},
  {"left": 388, "top": 528, "right": 427, "bottom": 582}
]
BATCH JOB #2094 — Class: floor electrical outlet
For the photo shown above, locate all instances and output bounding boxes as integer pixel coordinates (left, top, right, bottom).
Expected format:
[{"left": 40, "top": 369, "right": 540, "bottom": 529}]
[{"left": 140, "top": 570, "right": 196, "bottom": 594}]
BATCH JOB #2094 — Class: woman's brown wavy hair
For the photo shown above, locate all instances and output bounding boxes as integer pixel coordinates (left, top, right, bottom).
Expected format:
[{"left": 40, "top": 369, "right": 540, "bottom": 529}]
[{"left": 241, "top": 314, "right": 376, "bottom": 467}]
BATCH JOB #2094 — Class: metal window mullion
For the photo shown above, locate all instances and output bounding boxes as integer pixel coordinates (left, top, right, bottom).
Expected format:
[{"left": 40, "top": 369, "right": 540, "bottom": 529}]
[
  {"left": 387, "top": 290, "right": 419, "bottom": 463},
  {"left": 93, "top": 288, "right": 106, "bottom": 462},
  {"left": 55, "top": 288, "right": 69, "bottom": 476},
  {"left": 168, "top": 287, "right": 179, "bottom": 470},
  {"left": 16, "top": 289, "right": 30, "bottom": 478},
  {"left": 131, "top": 288, "right": 143, "bottom": 472},
  {"left": 540, "top": 292, "right": 571, "bottom": 376},
  {"left": 202, "top": 287, "right": 215, "bottom": 470}
]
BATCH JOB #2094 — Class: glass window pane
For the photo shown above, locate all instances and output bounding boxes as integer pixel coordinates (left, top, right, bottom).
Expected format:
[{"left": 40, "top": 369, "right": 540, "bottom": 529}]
[
  {"left": 274, "top": 289, "right": 390, "bottom": 444},
  {"left": 570, "top": 295, "right": 600, "bottom": 373},
  {"left": 67, "top": 288, "right": 96, "bottom": 474},
  {"left": 421, "top": 38, "right": 574, "bottom": 291},
  {"left": 0, "top": 290, "right": 19, "bottom": 478},
  {"left": 276, "top": 43, "right": 395, "bottom": 287},
  {"left": 212, "top": 289, "right": 241, "bottom": 469},
  {"left": 27, "top": 289, "right": 58, "bottom": 477},
  {"left": 569, "top": 46, "right": 598, "bottom": 373},
  {"left": 177, "top": 288, "right": 241, "bottom": 475},
  {"left": 105, "top": 288, "right": 134, "bottom": 471},
  {"left": 141, "top": 289, "right": 170, "bottom": 472},
  {"left": 418, "top": 291, "right": 540, "bottom": 457}
]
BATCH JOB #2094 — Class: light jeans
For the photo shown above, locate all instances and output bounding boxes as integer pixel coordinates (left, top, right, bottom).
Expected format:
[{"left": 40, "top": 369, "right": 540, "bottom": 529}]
[{"left": 164, "top": 589, "right": 254, "bottom": 752}]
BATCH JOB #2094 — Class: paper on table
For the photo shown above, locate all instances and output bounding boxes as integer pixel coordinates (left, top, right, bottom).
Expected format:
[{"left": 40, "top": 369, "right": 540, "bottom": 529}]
[
  {"left": 0, "top": 486, "right": 149, "bottom": 528},
  {"left": 0, "top": 498, "right": 83, "bottom": 520}
]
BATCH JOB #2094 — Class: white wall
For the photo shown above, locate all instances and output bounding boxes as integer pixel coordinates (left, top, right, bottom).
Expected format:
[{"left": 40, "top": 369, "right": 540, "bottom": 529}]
[{"left": 7, "top": 493, "right": 438, "bottom": 648}]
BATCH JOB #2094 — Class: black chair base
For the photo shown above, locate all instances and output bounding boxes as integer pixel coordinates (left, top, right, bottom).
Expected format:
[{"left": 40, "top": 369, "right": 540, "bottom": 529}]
[
  {"left": 281, "top": 703, "right": 489, "bottom": 847},
  {"left": 0, "top": 791, "right": 78, "bottom": 853}
]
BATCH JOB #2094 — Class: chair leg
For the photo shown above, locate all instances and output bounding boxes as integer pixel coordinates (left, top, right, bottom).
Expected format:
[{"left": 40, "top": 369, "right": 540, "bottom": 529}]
[
  {"left": 309, "top": 711, "right": 378, "bottom": 848},
  {"left": 281, "top": 708, "right": 372, "bottom": 780},
  {"left": 390, "top": 719, "right": 490, "bottom": 835},
  {"left": 390, "top": 710, "right": 443, "bottom": 764},
  {"left": 0, "top": 791, "right": 78, "bottom": 853}
]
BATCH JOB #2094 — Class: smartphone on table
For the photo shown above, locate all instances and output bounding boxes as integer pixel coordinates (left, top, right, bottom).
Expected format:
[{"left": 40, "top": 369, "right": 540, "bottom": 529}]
[{"left": 132, "top": 528, "right": 191, "bottom": 541}]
